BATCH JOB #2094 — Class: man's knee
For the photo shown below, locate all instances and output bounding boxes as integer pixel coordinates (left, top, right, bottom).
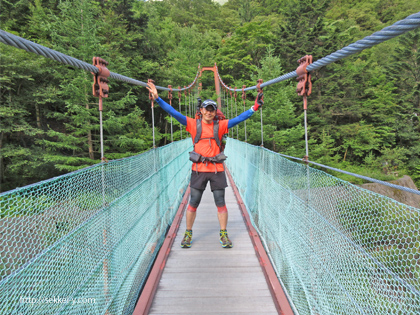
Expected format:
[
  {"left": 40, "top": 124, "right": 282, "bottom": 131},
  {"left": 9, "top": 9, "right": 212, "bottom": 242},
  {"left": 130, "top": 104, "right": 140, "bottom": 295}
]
[
  {"left": 189, "top": 187, "right": 204, "bottom": 208},
  {"left": 217, "top": 205, "right": 227, "bottom": 213},
  {"left": 187, "top": 205, "right": 197, "bottom": 212},
  {"left": 213, "top": 189, "right": 226, "bottom": 208}
]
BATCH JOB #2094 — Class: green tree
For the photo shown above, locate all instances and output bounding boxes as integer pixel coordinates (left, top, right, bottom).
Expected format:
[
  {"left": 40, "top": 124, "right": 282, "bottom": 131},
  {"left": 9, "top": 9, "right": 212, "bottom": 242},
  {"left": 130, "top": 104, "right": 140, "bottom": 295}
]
[
  {"left": 0, "top": 46, "right": 52, "bottom": 191},
  {"left": 244, "top": 49, "right": 306, "bottom": 155},
  {"left": 337, "top": 122, "right": 381, "bottom": 163},
  {"left": 166, "top": 0, "right": 224, "bottom": 32},
  {"left": 271, "top": 0, "right": 332, "bottom": 72},
  {"left": 310, "top": 128, "right": 339, "bottom": 165},
  {"left": 39, "top": 0, "right": 106, "bottom": 169},
  {"left": 216, "top": 19, "right": 276, "bottom": 82},
  {"left": 386, "top": 28, "right": 420, "bottom": 171}
]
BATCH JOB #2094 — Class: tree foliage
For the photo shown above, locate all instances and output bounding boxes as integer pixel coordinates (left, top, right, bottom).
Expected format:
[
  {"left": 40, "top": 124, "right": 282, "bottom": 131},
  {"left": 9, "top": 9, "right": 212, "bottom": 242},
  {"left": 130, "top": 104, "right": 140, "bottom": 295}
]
[{"left": 1, "top": 0, "right": 420, "bottom": 191}]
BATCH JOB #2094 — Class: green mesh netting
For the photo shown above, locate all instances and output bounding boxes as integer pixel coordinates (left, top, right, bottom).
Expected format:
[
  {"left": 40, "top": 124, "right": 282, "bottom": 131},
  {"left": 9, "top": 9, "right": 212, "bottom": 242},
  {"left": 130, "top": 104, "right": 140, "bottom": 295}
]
[
  {"left": 225, "top": 138, "right": 420, "bottom": 315},
  {"left": 0, "top": 139, "right": 192, "bottom": 315}
]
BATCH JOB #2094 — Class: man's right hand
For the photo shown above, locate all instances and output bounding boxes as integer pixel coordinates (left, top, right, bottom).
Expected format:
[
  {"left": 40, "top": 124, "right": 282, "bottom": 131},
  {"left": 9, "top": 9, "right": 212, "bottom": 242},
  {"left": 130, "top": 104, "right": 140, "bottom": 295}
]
[{"left": 146, "top": 82, "right": 159, "bottom": 100}]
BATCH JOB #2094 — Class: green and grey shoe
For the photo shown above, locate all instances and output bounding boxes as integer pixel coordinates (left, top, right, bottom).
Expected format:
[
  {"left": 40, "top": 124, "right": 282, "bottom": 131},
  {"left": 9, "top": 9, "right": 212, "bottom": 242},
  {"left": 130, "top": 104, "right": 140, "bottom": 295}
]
[
  {"left": 220, "top": 229, "right": 233, "bottom": 248},
  {"left": 181, "top": 230, "right": 192, "bottom": 248}
]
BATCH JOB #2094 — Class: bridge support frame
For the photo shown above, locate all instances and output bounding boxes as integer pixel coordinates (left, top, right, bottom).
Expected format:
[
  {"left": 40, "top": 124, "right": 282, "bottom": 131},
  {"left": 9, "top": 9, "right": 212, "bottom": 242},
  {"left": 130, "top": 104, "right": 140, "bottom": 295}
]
[{"left": 199, "top": 64, "right": 222, "bottom": 110}]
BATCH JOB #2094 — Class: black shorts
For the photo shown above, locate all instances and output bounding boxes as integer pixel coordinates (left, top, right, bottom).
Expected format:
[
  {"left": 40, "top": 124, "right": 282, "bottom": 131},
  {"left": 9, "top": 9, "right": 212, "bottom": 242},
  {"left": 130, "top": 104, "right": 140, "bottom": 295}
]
[{"left": 190, "top": 171, "right": 228, "bottom": 191}]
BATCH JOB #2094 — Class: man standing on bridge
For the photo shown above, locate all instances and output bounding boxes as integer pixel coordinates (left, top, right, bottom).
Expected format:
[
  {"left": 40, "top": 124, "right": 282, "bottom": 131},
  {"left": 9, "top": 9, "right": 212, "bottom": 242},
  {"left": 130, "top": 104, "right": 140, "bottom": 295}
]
[{"left": 147, "top": 82, "right": 263, "bottom": 248}]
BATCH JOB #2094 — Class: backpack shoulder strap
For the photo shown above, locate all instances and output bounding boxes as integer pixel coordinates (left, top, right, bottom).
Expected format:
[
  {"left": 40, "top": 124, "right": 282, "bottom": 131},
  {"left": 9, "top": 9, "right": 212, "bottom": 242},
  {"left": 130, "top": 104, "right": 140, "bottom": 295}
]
[
  {"left": 194, "top": 119, "right": 222, "bottom": 149},
  {"left": 213, "top": 120, "right": 221, "bottom": 149},
  {"left": 194, "top": 119, "right": 202, "bottom": 145}
]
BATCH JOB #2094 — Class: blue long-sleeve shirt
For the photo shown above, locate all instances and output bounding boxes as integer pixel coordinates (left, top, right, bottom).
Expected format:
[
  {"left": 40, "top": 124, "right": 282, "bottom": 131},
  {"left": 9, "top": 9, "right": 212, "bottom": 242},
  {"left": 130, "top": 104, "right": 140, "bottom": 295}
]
[{"left": 154, "top": 97, "right": 255, "bottom": 128}]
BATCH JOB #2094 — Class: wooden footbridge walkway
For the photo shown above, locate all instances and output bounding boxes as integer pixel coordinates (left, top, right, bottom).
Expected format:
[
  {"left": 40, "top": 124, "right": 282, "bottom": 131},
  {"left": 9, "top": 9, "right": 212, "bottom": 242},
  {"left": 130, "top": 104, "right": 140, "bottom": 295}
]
[{"left": 133, "top": 170, "right": 294, "bottom": 315}]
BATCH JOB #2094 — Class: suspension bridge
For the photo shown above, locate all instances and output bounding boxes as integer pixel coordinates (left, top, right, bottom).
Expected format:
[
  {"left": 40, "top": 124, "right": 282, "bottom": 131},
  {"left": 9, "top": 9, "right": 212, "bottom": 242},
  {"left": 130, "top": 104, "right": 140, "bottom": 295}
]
[{"left": 1, "top": 11, "right": 420, "bottom": 315}]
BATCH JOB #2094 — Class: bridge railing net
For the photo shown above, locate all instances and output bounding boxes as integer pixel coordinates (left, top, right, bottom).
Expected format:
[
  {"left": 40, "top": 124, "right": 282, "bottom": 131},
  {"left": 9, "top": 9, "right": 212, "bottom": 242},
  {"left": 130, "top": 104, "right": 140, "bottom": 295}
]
[
  {"left": 225, "top": 138, "right": 420, "bottom": 315},
  {"left": 0, "top": 139, "right": 192, "bottom": 315}
]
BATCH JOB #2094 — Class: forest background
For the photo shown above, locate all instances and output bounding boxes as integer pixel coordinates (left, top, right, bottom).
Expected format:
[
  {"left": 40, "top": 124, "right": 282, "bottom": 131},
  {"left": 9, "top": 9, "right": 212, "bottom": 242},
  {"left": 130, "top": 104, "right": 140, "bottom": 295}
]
[{"left": 1, "top": 0, "right": 420, "bottom": 193}]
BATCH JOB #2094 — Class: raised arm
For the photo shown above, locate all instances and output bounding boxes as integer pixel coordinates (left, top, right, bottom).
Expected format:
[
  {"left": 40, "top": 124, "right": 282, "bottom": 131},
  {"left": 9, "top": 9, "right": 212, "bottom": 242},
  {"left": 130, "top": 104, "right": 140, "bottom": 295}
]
[
  {"left": 228, "top": 92, "right": 263, "bottom": 129},
  {"left": 147, "top": 82, "right": 187, "bottom": 126}
]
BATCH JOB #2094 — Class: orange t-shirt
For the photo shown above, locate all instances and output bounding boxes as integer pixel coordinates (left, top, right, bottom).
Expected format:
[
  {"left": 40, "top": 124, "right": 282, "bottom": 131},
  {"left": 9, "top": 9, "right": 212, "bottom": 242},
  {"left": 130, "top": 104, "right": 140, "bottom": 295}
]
[{"left": 186, "top": 117, "right": 229, "bottom": 173}]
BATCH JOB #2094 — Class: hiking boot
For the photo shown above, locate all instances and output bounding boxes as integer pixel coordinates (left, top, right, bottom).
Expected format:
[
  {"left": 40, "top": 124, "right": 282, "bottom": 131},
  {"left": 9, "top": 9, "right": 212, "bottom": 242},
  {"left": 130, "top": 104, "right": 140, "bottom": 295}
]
[
  {"left": 219, "top": 229, "right": 233, "bottom": 248},
  {"left": 181, "top": 230, "right": 192, "bottom": 248}
]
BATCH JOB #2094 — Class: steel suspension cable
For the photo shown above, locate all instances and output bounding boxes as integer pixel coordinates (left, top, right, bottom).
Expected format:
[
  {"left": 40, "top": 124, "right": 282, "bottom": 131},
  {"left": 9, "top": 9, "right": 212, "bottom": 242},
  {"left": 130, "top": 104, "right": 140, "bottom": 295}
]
[
  {"left": 0, "top": 29, "right": 202, "bottom": 93},
  {"left": 213, "top": 11, "right": 420, "bottom": 92},
  {"left": 2, "top": 12, "right": 420, "bottom": 93}
]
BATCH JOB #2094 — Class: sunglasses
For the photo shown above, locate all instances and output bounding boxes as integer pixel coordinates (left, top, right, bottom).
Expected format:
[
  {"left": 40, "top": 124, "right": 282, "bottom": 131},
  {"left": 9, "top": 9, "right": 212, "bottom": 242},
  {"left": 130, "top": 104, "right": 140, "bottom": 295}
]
[
  {"left": 203, "top": 106, "right": 216, "bottom": 112},
  {"left": 201, "top": 100, "right": 217, "bottom": 111}
]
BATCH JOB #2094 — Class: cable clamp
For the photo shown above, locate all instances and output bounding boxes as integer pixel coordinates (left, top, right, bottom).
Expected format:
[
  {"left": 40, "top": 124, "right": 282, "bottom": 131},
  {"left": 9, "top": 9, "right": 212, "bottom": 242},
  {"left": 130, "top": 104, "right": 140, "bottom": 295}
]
[
  {"left": 168, "top": 85, "right": 173, "bottom": 102},
  {"left": 92, "top": 57, "right": 110, "bottom": 110},
  {"left": 257, "top": 79, "right": 264, "bottom": 104},
  {"left": 257, "top": 79, "right": 263, "bottom": 93},
  {"left": 296, "top": 55, "right": 312, "bottom": 109}
]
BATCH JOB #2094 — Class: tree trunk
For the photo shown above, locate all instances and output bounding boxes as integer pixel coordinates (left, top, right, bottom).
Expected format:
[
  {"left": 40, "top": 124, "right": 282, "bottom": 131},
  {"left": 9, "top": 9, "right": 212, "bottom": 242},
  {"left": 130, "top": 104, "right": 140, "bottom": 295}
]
[
  {"left": 35, "top": 103, "right": 41, "bottom": 129},
  {"left": 88, "top": 129, "right": 94, "bottom": 159},
  {"left": 343, "top": 147, "right": 348, "bottom": 162}
]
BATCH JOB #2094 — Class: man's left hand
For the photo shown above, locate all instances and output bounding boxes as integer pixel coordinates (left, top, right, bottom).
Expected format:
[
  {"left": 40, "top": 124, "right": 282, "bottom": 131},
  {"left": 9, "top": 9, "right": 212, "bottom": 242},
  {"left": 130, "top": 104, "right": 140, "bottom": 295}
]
[{"left": 253, "top": 92, "right": 264, "bottom": 111}]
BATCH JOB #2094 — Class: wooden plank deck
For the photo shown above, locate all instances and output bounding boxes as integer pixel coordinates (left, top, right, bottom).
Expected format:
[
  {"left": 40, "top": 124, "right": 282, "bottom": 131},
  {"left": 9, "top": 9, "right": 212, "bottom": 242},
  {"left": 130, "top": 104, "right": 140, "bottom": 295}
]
[{"left": 148, "top": 183, "right": 279, "bottom": 315}]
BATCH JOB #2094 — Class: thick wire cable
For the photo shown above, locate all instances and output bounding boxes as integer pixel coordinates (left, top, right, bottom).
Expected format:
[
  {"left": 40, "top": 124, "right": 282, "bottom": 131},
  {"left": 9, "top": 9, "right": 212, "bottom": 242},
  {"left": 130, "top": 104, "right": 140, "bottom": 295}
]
[
  {"left": 0, "top": 30, "right": 200, "bottom": 92},
  {"left": 215, "top": 11, "right": 420, "bottom": 92},
  {"left": 2, "top": 12, "right": 419, "bottom": 92}
]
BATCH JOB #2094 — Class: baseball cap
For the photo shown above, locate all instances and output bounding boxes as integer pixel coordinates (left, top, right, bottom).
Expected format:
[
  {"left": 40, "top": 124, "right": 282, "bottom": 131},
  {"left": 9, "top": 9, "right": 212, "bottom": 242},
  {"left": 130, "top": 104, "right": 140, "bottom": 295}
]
[{"left": 201, "top": 99, "right": 217, "bottom": 111}]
